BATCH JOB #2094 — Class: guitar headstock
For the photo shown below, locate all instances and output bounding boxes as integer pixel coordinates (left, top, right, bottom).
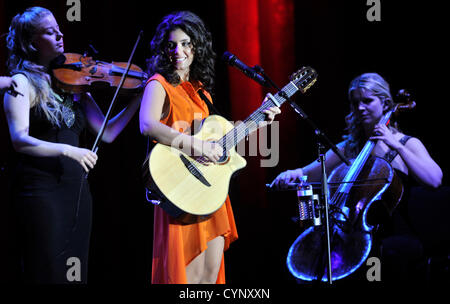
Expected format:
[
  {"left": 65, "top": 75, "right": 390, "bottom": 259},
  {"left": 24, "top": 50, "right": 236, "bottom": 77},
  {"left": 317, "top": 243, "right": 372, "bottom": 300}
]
[{"left": 289, "top": 67, "right": 318, "bottom": 94}]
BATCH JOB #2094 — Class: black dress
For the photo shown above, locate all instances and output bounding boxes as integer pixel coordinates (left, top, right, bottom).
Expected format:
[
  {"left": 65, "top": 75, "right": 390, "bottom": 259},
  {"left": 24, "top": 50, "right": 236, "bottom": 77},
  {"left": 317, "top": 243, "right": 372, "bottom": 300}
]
[
  {"left": 343, "top": 135, "right": 424, "bottom": 282},
  {"left": 12, "top": 97, "right": 92, "bottom": 284}
]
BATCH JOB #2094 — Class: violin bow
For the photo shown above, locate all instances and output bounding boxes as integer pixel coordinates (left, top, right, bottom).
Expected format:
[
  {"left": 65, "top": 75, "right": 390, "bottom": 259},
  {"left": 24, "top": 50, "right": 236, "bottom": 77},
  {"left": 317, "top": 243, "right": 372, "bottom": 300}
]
[{"left": 90, "top": 30, "right": 144, "bottom": 154}]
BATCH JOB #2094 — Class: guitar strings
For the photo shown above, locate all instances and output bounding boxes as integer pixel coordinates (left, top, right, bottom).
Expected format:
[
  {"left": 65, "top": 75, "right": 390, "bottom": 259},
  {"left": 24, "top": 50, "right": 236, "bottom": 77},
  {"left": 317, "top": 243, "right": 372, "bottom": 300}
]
[{"left": 218, "top": 81, "right": 298, "bottom": 153}]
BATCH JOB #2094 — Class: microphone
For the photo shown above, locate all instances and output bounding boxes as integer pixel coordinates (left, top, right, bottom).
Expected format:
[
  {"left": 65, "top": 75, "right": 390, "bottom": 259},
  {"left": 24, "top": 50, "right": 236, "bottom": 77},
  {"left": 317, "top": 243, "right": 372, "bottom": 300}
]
[{"left": 222, "top": 51, "right": 269, "bottom": 87}]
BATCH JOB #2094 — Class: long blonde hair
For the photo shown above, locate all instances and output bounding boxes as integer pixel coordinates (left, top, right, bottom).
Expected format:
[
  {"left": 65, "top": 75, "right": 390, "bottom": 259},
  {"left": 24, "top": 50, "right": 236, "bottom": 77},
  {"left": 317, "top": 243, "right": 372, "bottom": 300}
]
[
  {"left": 6, "top": 6, "right": 63, "bottom": 126},
  {"left": 344, "top": 73, "right": 397, "bottom": 157}
]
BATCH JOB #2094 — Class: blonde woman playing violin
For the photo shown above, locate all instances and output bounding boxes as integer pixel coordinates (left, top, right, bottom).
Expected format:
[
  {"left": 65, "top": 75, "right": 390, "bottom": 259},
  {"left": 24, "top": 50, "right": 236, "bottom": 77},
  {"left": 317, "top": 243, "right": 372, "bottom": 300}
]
[{"left": 4, "top": 7, "right": 140, "bottom": 283}]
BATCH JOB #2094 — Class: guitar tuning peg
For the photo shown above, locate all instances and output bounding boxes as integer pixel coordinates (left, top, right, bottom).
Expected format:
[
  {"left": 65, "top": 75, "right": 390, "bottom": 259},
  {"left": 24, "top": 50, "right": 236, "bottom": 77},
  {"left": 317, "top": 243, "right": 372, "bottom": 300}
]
[{"left": 289, "top": 70, "right": 302, "bottom": 82}]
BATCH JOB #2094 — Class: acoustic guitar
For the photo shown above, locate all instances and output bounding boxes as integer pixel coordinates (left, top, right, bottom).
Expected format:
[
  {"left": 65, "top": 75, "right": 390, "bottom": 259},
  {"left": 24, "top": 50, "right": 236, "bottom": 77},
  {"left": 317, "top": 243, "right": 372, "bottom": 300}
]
[{"left": 143, "top": 67, "right": 318, "bottom": 223}]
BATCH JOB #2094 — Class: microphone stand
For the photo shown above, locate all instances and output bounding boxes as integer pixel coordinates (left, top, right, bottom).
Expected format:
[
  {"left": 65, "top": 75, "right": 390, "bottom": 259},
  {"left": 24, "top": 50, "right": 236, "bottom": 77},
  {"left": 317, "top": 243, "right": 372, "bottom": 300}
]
[{"left": 254, "top": 65, "right": 350, "bottom": 285}]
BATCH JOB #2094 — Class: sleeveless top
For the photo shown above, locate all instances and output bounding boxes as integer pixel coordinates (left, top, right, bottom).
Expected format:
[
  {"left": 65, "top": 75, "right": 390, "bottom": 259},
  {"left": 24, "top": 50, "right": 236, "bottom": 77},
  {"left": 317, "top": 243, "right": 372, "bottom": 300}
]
[
  {"left": 148, "top": 74, "right": 238, "bottom": 284},
  {"left": 359, "top": 135, "right": 419, "bottom": 238}
]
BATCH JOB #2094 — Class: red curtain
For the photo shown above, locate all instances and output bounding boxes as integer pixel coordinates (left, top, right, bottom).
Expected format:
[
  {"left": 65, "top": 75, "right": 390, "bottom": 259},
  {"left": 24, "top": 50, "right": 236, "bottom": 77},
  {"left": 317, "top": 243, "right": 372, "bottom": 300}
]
[{"left": 224, "top": 0, "right": 296, "bottom": 208}]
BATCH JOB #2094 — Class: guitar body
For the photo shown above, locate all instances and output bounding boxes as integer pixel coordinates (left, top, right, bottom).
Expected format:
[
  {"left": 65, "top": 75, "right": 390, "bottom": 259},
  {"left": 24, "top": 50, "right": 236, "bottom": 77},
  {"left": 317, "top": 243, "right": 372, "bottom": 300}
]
[{"left": 143, "top": 115, "right": 247, "bottom": 223}]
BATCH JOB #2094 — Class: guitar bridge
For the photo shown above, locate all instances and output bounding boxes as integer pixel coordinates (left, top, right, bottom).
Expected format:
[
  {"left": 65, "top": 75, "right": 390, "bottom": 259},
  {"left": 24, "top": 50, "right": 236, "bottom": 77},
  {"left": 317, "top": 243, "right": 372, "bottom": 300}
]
[{"left": 179, "top": 154, "right": 211, "bottom": 187}]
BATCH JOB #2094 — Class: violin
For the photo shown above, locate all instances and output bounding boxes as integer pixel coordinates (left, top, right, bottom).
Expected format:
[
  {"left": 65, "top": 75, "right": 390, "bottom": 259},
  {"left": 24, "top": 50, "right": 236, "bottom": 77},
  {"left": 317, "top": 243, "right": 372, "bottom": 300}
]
[
  {"left": 287, "top": 90, "right": 416, "bottom": 282},
  {"left": 51, "top": 53, "right": 148, "bottom": 94}
]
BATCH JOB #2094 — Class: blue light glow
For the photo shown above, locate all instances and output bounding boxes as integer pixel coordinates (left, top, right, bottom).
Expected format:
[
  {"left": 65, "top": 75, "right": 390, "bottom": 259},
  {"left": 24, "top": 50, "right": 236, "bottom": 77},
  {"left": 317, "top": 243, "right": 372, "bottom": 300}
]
[
  {"left": 287, "top": 157, "right": 395, "bottom": 282},
  {"left": 286, "top": 228, "right": 372, "bottom": 282}
]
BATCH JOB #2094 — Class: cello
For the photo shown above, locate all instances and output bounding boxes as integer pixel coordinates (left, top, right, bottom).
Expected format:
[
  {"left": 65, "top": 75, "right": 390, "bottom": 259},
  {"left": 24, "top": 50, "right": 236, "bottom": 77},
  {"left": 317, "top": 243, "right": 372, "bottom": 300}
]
[{"left": 286, "top": 90, "right": 416, "bottom": 282}]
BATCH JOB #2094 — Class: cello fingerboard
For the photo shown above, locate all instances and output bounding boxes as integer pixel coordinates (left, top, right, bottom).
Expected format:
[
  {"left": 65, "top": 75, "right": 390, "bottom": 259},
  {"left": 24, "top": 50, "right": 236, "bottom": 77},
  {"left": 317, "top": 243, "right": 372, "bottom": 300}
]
[{"left": 336, "top": 109, "right": 394, "bottom": 199}]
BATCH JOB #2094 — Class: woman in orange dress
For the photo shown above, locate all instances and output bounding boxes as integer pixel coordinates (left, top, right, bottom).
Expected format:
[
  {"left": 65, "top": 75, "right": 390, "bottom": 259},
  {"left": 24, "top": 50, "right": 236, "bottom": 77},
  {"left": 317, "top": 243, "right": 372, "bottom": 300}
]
[{"left": 139, "top": 11, "right": 280, "bottom": 283}]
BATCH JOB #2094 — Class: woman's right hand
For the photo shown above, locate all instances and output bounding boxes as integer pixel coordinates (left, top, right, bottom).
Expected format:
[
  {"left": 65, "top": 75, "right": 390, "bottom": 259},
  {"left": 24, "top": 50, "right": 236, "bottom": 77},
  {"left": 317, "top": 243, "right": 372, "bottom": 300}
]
[
  {"left": 62, "top": 145, "right": 98, "bottom": 173},
  {"left": 270, "top": 168, "right": 304, "bottom": 189},
  {"left": 192, "top": 138, "right": 223, "bottom": 164}
]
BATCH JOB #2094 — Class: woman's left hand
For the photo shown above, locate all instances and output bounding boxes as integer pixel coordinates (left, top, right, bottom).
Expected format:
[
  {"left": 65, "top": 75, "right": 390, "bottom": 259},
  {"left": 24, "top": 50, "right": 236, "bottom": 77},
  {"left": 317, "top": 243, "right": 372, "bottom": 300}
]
[
  {"left": 263, "top": 106, "right": 281, "bottom": 124},
  {"left": 370, "top": 123, "right": 402, "bottom": 150},
  {"left": 260, "top": 94, "right": 282, "bottom": 125}
]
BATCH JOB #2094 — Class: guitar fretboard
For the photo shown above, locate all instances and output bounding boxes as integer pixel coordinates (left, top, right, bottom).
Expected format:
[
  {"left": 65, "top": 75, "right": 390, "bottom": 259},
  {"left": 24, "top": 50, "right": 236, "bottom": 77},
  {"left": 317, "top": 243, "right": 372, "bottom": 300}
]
[{"left": 217, "top": 80, "right": 300, "bottom": 152}]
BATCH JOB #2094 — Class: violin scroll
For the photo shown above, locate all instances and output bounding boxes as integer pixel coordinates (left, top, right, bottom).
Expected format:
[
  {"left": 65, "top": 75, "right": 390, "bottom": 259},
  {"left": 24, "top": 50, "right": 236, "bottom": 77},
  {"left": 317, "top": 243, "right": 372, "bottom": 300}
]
[{"left": 394, "top": 89, "right": 416, "bottom": 114}]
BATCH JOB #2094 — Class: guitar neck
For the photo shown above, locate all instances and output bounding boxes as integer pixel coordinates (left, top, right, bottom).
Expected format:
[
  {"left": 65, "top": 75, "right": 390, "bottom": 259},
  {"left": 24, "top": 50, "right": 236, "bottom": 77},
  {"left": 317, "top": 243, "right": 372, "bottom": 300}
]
[{"left": 218, "top": 80, "right": 299, "bottom": 152}]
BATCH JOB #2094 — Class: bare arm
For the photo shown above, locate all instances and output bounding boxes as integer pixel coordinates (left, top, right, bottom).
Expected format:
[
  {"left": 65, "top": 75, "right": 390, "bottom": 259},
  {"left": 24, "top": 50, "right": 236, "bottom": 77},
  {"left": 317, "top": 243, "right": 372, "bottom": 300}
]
[
  {"left": 3, "top": 74, "right": 97, "bottom": 172},
  {"left": 397, "top": 139, "right": 442, "bottom": 188},
  {"left": 139, "top": 80, "right": 186, "bottom": 145},
  {"left": 80, "top": 91, "right": 141, "bottom": 143}
]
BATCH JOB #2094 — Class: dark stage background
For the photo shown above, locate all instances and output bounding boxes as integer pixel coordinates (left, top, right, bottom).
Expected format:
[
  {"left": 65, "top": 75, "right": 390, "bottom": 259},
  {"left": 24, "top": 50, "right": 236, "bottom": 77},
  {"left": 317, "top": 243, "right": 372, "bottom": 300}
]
[{"left": 0, "top": 0, "right": 449, "bottom": 287}]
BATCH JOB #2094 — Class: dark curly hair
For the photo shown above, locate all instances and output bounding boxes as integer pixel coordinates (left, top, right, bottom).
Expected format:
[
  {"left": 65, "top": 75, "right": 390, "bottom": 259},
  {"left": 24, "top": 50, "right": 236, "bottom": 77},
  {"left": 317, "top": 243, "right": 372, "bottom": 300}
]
[{"left": 146, "top": 11, "right": 216, "bottom": 93}]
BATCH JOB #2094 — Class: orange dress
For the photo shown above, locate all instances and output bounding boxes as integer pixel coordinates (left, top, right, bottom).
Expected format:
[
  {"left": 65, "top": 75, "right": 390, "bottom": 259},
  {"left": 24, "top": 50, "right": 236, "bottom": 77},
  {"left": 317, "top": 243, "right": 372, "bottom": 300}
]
[{"left": 148, "top": 74, "right": 238, "bottom": 284}]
